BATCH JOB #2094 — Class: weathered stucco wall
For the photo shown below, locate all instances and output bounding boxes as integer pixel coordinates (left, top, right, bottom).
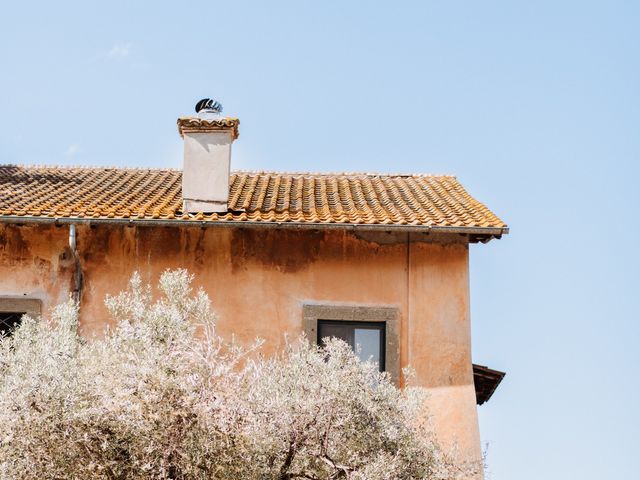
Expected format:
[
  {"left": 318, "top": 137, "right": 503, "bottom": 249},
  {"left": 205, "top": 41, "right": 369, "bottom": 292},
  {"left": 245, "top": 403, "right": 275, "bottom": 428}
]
[{"left": 0, "top": 223, "right": 480, "bottom": 461}]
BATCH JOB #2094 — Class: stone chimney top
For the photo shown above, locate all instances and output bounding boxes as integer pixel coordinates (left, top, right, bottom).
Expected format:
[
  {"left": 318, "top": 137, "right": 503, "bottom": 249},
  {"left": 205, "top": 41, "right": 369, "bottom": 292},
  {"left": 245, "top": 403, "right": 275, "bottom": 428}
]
[{"left": 176, "top": 117, "right": 240, "bottom": 140}]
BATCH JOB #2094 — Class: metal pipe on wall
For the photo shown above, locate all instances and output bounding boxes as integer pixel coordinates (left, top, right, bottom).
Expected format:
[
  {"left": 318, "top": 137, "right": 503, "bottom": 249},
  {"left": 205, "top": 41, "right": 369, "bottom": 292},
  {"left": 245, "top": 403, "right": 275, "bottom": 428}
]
[{"left": 68, "top": 224, "right": 83, "bottom": 304}]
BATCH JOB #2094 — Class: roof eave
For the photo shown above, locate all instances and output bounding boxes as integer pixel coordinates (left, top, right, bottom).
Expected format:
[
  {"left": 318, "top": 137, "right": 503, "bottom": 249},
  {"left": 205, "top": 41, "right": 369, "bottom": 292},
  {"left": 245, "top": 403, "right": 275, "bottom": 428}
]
[
  {"left": 473, "top": 364, "right": 506, "bottom": 405},
  {"left": 0, "top": 215, "right": 508, "bottom": 240}
]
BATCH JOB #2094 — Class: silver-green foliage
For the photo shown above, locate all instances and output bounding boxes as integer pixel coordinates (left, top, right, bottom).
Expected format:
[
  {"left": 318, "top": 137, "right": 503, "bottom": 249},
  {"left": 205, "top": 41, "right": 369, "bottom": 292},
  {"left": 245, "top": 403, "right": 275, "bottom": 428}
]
[{"left": 0, "top": 270, "right": 477, "bottom": 479}]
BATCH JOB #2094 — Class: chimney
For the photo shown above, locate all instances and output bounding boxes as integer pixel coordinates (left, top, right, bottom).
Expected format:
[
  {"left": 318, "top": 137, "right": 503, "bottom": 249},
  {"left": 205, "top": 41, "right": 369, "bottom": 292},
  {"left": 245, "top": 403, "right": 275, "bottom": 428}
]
[{"left": 177, "top": 99, "right": 239, "bottom": 213}]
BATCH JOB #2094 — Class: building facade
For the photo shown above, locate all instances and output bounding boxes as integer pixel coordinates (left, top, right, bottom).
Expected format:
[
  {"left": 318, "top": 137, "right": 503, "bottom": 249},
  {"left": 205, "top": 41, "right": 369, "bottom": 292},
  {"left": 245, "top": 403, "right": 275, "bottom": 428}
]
[{"left": 0, "top": 113, "right": 507, "bottom": 467}]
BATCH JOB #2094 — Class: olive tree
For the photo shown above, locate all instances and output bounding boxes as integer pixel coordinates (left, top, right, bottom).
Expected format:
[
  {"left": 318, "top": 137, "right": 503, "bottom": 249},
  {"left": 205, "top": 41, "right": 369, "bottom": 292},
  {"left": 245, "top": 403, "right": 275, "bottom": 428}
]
[{"left": 0, "top": 270, "right": 478, "bottom": 479}]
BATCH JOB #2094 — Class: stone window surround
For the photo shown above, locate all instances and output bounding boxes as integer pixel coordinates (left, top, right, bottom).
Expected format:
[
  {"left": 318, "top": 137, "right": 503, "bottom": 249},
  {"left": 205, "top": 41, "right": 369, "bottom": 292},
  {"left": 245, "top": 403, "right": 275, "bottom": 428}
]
[
  {"left": 0, "top": 297, "right": 42, "bottom": 316},
  {"left": 302, "top": 304, "right": 400, "bottom": 385}
]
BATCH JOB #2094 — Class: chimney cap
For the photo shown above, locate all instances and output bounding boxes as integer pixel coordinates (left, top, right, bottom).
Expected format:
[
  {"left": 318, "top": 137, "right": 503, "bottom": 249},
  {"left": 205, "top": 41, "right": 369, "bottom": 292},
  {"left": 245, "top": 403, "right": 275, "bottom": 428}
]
[{"left": 176, "top": 117, "right": 240, "bottom": 139}]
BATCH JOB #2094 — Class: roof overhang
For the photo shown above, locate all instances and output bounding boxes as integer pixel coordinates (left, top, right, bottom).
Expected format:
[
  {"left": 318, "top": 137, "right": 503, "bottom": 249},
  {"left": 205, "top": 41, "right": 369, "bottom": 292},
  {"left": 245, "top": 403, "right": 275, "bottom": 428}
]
[
  {"left": 0, "top": 215, "right": 508, "bottom": 243},
  {"left": 473, "top": 363, "right": 506, "bottom": 405}
]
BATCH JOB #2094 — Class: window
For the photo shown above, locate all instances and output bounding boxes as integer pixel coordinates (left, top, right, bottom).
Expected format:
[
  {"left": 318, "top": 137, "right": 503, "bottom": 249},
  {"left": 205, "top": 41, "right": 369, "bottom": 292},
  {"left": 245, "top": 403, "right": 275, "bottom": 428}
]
[
  {"left": 318, "top": 320, "right": 385, "bottom": 372},
  {"left": 0, "top": 312, "right": 24, "bottom": 336},
  {"left": 0, "top": 298, "right": 42, "bottom": 337},
  {"left": 303, "top": 304, "right": 400, "bottom": 384}
]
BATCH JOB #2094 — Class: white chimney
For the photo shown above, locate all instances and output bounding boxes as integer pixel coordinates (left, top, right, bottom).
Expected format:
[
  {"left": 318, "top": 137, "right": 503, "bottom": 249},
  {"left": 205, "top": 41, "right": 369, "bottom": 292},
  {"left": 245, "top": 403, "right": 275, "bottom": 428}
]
[{"left": 177, "top": 99, "right": 239, "bottom": 213}]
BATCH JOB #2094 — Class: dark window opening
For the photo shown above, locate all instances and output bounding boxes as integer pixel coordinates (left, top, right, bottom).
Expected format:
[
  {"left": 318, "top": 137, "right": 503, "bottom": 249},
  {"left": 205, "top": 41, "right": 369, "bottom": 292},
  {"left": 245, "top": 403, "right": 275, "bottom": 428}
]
[
  {"left": 317, "top": 320, "right": 386, "bottom": 372},
  {"left": 0, "top": 312, "right": 24, "bottom": 337}
]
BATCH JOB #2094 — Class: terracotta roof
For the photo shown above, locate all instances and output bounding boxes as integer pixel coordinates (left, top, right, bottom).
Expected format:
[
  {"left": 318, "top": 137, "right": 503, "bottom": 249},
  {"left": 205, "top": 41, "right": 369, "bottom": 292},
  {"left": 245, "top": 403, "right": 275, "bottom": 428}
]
[
  {"left": 0, "top": 165, "right": 507, "bottom": 235},
  {"left": 473, "top": 364, "right": 506, "bottom": 405}
]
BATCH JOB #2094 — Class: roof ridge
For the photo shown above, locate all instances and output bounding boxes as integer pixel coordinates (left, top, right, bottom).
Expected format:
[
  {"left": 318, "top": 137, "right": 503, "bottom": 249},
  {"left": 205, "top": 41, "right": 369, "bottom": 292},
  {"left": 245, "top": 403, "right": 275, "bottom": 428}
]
[
  {"left": 233, "top": 170, "right": 456, "bottom": 178},
  {"left": 0, "top": 163, "right": 182, "bottom": 172},
  {"left": 0, "top": 164, "right": 456, "bottom": 178}
]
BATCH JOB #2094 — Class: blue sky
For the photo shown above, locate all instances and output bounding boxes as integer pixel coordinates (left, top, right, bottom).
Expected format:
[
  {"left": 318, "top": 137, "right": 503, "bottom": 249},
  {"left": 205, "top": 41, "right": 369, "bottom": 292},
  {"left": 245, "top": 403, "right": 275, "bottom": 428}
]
[{"left": 1, "top": 2, "right": 639, "bottom": 478}]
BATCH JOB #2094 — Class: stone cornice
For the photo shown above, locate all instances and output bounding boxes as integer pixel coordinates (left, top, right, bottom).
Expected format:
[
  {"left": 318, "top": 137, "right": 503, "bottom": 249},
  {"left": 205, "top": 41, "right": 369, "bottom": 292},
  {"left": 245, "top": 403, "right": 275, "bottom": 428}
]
[{"left": 177, "top": 117, "right": 240, "bottom": 139}]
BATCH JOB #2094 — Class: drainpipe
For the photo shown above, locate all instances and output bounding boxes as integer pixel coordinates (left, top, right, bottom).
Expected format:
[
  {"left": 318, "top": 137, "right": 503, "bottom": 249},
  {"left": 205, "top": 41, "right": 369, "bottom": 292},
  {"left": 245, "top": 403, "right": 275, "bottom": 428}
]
[{"left": 68, "top": 224, "right": 83, "bottom": 304}]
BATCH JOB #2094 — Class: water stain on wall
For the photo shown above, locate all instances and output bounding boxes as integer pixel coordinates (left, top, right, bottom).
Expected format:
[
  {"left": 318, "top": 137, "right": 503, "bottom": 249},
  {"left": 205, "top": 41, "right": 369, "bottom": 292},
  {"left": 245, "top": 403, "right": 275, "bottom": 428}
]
[
  {"left": 231, "top": 228, "right": 324, "bottom": 273},
  {"left": 0, "top": 226, "right": 30, "bottom": 265}
]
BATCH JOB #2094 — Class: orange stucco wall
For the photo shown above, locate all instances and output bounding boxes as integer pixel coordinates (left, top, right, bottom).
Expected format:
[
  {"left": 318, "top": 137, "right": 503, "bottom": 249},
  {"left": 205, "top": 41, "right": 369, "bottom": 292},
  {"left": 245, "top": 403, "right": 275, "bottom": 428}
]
[{"left": 0, "top": 223, "right": 481, "bottom": 461}]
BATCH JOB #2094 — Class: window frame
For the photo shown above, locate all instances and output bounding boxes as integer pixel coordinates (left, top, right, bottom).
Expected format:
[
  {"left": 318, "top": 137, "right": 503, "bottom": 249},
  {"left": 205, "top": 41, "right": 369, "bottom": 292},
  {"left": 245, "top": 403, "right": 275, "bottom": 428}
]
[
  {"left": 0, "top": 297, "right": 42, "bottom": 316},
  {"left": 303, "top": 304, "right": 400, "bottom": 385}
]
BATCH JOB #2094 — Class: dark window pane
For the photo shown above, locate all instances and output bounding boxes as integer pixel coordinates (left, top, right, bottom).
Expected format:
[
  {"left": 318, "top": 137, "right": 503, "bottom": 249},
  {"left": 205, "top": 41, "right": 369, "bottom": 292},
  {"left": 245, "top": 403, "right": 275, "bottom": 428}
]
[
  {"left": 318, "top": 322, "right": 354, "bottom": 348},
  {"left": 0, "top": 312, "right": 24, "bottom": 336}
]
